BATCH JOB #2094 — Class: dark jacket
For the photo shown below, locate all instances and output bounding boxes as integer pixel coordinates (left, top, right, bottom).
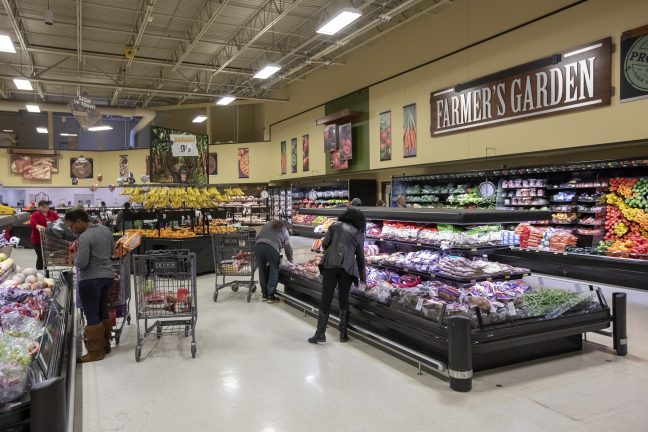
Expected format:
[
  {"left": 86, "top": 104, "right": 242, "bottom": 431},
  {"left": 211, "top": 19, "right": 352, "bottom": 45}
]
[{"left": 319, "top": 222, "right": 366, "bottom": 282}]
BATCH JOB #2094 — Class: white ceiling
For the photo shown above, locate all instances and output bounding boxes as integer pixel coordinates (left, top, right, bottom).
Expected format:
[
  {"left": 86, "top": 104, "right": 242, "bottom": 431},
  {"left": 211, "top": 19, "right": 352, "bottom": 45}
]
[{"left": 0, "top": 0, "right": 452, "bottom": 107}]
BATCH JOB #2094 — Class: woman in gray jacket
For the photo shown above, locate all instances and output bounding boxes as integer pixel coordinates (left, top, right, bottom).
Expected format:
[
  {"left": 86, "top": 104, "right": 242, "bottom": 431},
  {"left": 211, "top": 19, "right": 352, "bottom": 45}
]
[{"left": 308, "top": 208, "right": 366, "bottom": 344}]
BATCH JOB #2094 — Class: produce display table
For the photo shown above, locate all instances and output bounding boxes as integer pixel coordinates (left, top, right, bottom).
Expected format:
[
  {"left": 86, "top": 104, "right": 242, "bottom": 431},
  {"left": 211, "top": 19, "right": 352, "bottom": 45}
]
[{"left": 140, "top": 236, "right": 214, "bottom": 274}]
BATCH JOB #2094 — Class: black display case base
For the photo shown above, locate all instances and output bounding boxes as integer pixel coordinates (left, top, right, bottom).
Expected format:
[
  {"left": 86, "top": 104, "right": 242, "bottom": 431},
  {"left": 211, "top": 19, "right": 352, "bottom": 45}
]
[
  {"left": 279, "top": 271, "right": 612, "bottom": 374},
  {"left": 292, "top": 224, "right": 322, "bottom": 239},
  {"left": 141, "top": 236, "right": 214, "bottom": 274}
]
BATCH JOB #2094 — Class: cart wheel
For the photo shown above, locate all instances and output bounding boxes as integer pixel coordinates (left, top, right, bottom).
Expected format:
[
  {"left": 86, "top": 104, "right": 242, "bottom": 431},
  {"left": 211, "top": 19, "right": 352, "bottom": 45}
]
[
  {"left": 246, "top": 293, "right": 252, "bottom": 303},
  {"left": 250, "top": 284, "right": 257, "bottom": 293},
  {"left": 185, "top": 325, "right": 189, "bottom": 337},
  {"left": 135, "top": 346, "right": 141, "bottom": 362},
  {"left": 231, "top": 283, "right": 239, "bottom": 292},
  {"left": 127, "top": 315, "right": 131, "bottom": 325},
  {"left": 156, "top": 324, "right": 162, "bottom": 339},
  {"left": 115, "top": 336, "right": 120, "bottom": 346},
  {"left": 213, "top": 291, "right": 218, "bottom": 302},
  {"left": 191, "top": 343, "right": 196, "bottom": 359}
]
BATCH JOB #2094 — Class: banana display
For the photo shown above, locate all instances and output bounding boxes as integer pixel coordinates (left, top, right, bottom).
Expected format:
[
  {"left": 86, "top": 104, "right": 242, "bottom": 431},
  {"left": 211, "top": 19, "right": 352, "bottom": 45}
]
[
  {"left": 0, "top": 204, "right": 17, "bottom": 215},
  {"left": 120, "top": 186, "right": 247, "bottom": 209}
]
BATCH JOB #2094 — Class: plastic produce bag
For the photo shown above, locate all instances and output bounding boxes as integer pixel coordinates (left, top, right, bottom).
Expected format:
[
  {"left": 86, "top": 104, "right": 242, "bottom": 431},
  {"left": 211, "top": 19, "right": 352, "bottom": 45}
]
[
  {"left": 0, "top": 311, "right": 44, "bottom": 340},
  {"left": 0, "top": 334, "right": 35, "bottom": 403}
]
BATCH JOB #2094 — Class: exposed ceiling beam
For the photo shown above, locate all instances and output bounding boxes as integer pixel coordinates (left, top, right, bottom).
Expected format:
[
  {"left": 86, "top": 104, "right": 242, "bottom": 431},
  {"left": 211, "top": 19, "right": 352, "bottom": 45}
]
[
  {"left": 0, "top": 0, "right": 45, "bottom": 100},
  {"left": 25, "top": 45, "right": 255, "bottom": 77},
  {"left": 0, "top": 80, "right": 8, "bottom": 98},
  {"left": 171, "top": 0, "right": 230, "bottom": 71},
  {"left": 205, "top": 0, "right": 303, "bottom": 84},
  {"left": 127, "top": 0, "right": 156, "bottom": 68},
  {"left": 0, "top": 74, "right": 288, "bottom": 102}
]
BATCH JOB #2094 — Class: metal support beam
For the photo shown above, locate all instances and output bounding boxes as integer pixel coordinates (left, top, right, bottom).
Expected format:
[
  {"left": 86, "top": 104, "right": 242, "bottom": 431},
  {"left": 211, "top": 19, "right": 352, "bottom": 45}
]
[
  {"left": 127, "top": 0, "right": 156, "bottom": 68},
  {"left": 171, "top": 0, "right": 230, "bottom": 71},
  {"left": 76, "top": 0, "right": 82, "bottom": 63},
  {"left": 0, "top": 80, "right": 8, "bottom": 98},
  {"left": 0, "top": 0, "right": 45, "bottom": 100},
  {"left": 206, "top": 0, "right": 302, "bottom": 81}
]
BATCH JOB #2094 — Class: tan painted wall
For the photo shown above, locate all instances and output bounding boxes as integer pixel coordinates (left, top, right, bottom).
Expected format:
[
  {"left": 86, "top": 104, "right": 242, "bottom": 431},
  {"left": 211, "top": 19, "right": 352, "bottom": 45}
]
[
  {"left": 262, "top": 0, "right": 578, "bottom": 128},
  {"left": 207, "top": 142, "right": 275, "bottom": 184},
  {"left": 0, "top": 149, "right": 149, "bottom": 187},
  {"left": 369, "top": 0, "right": 648, "bottom": 170}
]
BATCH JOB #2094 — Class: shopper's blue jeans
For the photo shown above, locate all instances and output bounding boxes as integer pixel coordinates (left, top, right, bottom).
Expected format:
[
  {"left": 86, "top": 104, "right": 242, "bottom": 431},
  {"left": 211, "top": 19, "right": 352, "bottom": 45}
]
[
  {"left": 78, "top": 278, "right": 113, "bottom": 325},
  {"left": 256, "top": 243, "right": 280, "bottom": 297}
]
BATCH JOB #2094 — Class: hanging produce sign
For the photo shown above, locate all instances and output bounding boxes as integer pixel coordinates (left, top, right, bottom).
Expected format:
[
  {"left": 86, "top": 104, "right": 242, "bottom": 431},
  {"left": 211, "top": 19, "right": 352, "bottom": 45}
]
[
  {"left": 621, "top": 24, "right": 648, "bottom": 102},
  {"left": 67, "top": 95, "right": 102, "bottom": 129},
  {"left": 430, "top": 38, "right": 611, "bottom": 136},
  {"left": 170, "top": 134, "right": 199, "bottom": 157}
]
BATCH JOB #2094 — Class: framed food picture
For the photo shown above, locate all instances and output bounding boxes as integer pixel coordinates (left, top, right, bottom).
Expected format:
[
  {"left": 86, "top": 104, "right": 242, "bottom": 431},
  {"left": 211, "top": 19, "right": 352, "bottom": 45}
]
[
  {"left": 280, "top": 141, "right": 287, "bottom": 174},
  {"left": 403, "top": 103, "right": 417, "bottom": 158},
  {"left": 330, "top": 150, "right": 348, "bottom": 170},
  {"left": 10, "top": 155, "right": 59, "bottom": 180},
  {"left": 208, "top": 153, "right": 218, "bottom": 175},
  {"left": 379, "top": 111, "right": 392, "bottom": 161},
  {"left": 324, "top": 124, "right": 337, "bottom": 152},
  {"left": 70, "top": 157, "right": 94, "bottom": 179},
  {"left": 338, "top": 123, "right": 352, "bottom": 161},
  {"left": 302, "top": 134, "right": 309, "bottom": 171},
  {"left": 238, "top": 148, "right": 250, "bottom": 178},
  {"left": 290, "top": 138, "right": 298, "bottom": 173}
]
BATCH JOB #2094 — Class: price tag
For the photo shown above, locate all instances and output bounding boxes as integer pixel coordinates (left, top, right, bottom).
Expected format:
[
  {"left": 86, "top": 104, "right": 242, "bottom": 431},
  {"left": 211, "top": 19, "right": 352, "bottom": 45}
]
[
  {"left": 506, "top": 302, "right": 517, "bottom": 316},
  {"left": 171, "top": 134, "right": 199, "bottom": 157},
  {"left": 415, "top": 298, "right": 424, "bottom": 311}
]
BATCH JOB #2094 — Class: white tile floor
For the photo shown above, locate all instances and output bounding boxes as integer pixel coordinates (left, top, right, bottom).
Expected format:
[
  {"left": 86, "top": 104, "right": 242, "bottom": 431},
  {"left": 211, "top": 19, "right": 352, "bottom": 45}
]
[{"left": 11, "top": 238, "right": 648, "bottom": 432}]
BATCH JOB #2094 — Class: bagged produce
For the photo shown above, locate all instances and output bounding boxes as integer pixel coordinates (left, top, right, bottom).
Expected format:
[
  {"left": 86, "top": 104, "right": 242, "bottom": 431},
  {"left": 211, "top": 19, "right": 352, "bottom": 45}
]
[{"left": 0, "top": 311, "right": 44, "bottom": 340}]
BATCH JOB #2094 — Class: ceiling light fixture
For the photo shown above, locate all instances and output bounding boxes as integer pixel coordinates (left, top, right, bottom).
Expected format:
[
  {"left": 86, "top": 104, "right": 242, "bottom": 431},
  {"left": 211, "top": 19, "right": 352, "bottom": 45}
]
[
  {"left": 192, "top": 115, "right": 207, "bottom": 123},
  {"left": 0, "top": 34, "right": 16, "bottom": 53},
  {"left": 216, "top": 96, "right": 236, "bottom": 106},
  {"left": 88, "top": 125, "right": 113, "bottom": 131},
  {"left": 25, "top": 104, "right": 41, "bottom": 113},
  {"left": 2, "top": 129, "right": 14, "bottom": 133},
  {"left": 13, "top": 79, "right": 33, "bottom": 91},
  {"left": 316, "top": 8, "right": 362, "bottom": 35},
  {"left": 254, "top": 64, "right": 281, "bottom": 79},
  {"left": 36, "top": 127, "right": 48, "bottom": 134},
  {"left": 60, "top": 133, "right": 78, "bottom": 137}
]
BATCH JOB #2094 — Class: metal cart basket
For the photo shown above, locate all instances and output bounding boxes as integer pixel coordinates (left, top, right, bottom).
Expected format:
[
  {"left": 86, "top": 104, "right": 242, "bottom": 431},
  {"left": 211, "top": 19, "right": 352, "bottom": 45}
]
[
  {"left": 132, "top": 250, "right": 197, "bottom": 362},
  {"left": 107, "top": 252, "right": 132, "bottom": 346},
  {"left": 40, "top": 229, "right": 73, "bottom": 281},
  {"left": 211, "top": 231, "right": 257, "bottom": 302}
]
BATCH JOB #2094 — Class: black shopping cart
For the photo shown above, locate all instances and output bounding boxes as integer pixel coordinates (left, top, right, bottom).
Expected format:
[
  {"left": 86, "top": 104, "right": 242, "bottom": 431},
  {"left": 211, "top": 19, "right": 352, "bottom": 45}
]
[
  {"left": 132, "top": 250, "right": 197, "bottom": 362},
  {"left": 211, "top": 231, "right": 257, "bottom": 302}
]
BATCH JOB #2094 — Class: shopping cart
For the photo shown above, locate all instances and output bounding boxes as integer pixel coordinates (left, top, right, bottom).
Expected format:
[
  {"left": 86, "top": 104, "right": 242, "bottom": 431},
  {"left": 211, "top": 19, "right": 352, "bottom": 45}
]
[
  {"left": 132, "top": 250, "right": 197, "bottom": 362},
  {"left": 40, "top": 229, "right": 74, "bottom": 281},
  {"left": 211, "top": 231, "right": 257, "bottom": 303}
]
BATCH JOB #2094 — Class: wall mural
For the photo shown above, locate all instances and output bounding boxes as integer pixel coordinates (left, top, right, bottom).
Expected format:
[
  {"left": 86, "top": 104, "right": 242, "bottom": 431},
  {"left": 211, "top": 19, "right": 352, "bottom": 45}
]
[
  {"left": 379, "top": 111, "right": 392, "bottom": 161},
  {"left": 10, "top": 155, "right": 59, "bottom": 180},
  {"left": 238, "top": 148, "right": 250, "bottom": 179},
  {"left": 150, "top": 126, "right": 208, "bottom": 184},
  {"left": 291, "top": 138, "right": 298, "bottom": 173},
  {"left": 338, "top": 123, "right": 352, "bottom": 161},
  {"left": 302, "top": 134, "right": 310, "bottom": 171},
  {"left": 403, "top": 103, "right": 417, "bottom": 158},
  {"left": 324, "top": 124, "right": 337, "bottom": 152},
  {"left": 208, "top": 153, "right": 218, "bottom": 176},
  {"left": 280, "top": 141, "right": 287, "bottom": 174}
]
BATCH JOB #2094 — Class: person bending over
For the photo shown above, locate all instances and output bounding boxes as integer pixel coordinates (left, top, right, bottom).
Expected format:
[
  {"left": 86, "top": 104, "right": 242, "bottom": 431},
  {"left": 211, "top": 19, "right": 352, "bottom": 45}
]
[{"left": 255, "top": 220, "right": 294, "bottom": 303}]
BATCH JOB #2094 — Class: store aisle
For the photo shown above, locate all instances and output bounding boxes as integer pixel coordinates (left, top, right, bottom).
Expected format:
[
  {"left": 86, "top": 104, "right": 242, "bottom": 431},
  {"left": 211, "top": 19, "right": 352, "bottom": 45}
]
[{"left": 9, "top": 242, "right": 648, "bottom": 432}]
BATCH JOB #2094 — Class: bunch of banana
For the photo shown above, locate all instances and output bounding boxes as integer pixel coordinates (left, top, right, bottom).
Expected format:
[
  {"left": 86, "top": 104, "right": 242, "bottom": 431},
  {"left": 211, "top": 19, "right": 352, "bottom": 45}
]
[
  {"left": 0, "top": 203, "right": 16, "bottom": 215},
  {"left": 128, "top": 187, "right": 146, "bottom": 204}
]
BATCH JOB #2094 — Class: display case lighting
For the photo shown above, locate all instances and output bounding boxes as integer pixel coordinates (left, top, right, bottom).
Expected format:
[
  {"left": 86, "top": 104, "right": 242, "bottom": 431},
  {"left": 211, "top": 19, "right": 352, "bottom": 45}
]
[
  {"left": 13, "top": 79, "right": 33, "bottom": 90},
  {"left": 316, "top": 8, "right": 362, "bottom": 35},
  {"left": 0, "top": 34, "right": 15, "bottom": 53}
]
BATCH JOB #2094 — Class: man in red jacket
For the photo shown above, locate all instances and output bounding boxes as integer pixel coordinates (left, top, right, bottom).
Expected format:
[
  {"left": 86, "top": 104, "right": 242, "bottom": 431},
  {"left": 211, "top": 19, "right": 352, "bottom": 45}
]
[{"left": 30, "top": 200, "right": 59, "bottom": 272}]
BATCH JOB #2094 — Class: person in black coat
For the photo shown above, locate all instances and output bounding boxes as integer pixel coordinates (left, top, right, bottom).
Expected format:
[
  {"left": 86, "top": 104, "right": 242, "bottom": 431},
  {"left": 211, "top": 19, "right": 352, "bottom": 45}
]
[{"left": 308, "top": 208, "right": 366, "bottom": 344}]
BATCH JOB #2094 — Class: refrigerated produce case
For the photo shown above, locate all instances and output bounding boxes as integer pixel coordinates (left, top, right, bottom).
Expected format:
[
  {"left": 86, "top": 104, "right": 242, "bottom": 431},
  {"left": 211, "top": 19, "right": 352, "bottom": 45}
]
[
  {"left": 269, "top": 187, "right": 292, "bottom": 227},
  {"left": 291, "top": 179, "right": 377, "bottom": 238},
  {"left": 0, "top": 271, "right": 76, "bottom": 431},
  {"left": 278, "top": 207, "right": 626, "bottom": 391}
]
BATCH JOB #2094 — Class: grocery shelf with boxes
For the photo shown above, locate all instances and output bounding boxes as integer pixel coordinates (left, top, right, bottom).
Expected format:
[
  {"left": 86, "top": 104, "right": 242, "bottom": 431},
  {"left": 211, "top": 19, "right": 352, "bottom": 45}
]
[
  {"left": 391, "top": 173, "right": 496, "bottom": 209},
  {"left": 290, "top": 179, "right": 376, "bottom": 238},
  {"left": 279, "top": 207, "right": 626, "bottom": 390}
]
